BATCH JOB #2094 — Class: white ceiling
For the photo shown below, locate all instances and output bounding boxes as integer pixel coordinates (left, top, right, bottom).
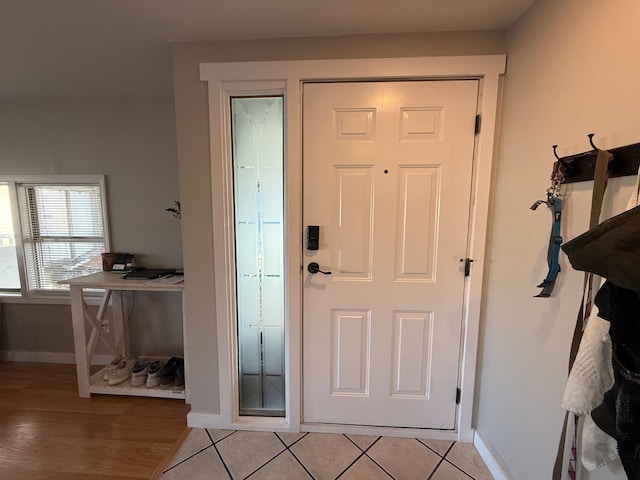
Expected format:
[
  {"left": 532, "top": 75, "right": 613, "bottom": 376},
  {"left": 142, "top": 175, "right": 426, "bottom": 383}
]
[{"left": 0, "top": 0, "right": 534, "bottom": 99}]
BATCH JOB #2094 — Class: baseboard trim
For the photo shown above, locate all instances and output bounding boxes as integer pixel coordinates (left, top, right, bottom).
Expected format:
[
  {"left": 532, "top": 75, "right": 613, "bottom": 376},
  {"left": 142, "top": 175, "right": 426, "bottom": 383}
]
[
  {"left": 187, "top": 412, "right": 224, "bottom": 429},
  {"left": 474, "top": 431, "right": 510, "bottom": 480},
  {"left": 0, "top": 351, "right": 112, "bottom": 365}
]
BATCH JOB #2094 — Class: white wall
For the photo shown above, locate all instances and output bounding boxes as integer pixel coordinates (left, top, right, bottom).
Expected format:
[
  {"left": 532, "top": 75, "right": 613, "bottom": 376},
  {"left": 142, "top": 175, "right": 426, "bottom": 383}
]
[
  {"left": 0, "top": 97, "right": 184, "bottom": 358},
  {"left": 476, "top": 0, "right": 640, "bottom": 478}
]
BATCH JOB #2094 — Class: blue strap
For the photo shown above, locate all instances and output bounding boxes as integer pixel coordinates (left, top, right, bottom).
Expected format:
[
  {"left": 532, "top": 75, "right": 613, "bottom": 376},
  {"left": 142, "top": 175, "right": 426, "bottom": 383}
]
[{"left": 535, "top": 197, "right": 563, "bottom": 297}]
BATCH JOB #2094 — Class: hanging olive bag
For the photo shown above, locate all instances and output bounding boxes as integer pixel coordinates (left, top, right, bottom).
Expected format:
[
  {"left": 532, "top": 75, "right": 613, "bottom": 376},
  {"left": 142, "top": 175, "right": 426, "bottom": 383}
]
[{"left": 562, "top": 204, "right": 640, "bottom": 292}]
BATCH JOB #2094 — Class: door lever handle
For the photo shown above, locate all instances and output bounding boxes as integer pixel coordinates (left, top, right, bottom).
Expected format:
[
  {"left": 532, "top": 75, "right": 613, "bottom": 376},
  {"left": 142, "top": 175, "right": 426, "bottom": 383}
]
[{"left": 308, "top": 262, "right": 332, "bottom": 275}]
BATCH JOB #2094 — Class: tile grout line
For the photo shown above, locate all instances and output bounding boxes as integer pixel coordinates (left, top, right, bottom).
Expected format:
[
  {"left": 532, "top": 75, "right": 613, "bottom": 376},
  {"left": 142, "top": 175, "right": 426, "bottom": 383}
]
[
  {"left": 286, "top": 451, "right": 317, "bottom": 479},
  {"left": 160, "top": 444, "right": 216, "bottom": 475},
  {"left": 243, "top": 449, "right": 289, "bottom": 479},
  {"left": 161, "top": 429, "right": 217, "bottom": 475},
  {"left": 416, "top": 438, "right": 454, "bottom": 457},
  {"left": 165, "top": 430, "right": 482, "bottom": 480},
  {"left": 360, "top": 436, "right": 398, "bottom": 480},
  {"left": 211, "top": 430, "right": 236, "bottom": 479},
  {"left": 334, "top": 434, "right": 371, "bottom": 480},
  {"left": 334, "top": 451, "right": 367, "bottom": 480},
  {"left": 272, "top": 432, "right": 316, "bottom": 480},
  {"left": 362, "top": 436, "right": 383, "bottom": 453},
  {"left": 441, "top": 458, "right": 476, "bottom": 480},
  {"left": 343, "top": 434, "right": 381, "bottom": 454},
  {"left": 426, "top": 442, "right": 456, "bottom": 480},
  {"left": 242, "top": 432, "right": 312, "bottom": 480},
  {"left": 212, "top": 430, "right": 310, "bottom": 480},
  {"left": 440, "top": 441, "right": 477, "bottom": 479},
  {"left": 208, "top": 428, "right": 236, "bottom": 443},
  {"left": 324, "top": 434, "right": 393, "bottom": 480},
  {"left": 280, "top": 431, "right": 310, "bottom": 449}
]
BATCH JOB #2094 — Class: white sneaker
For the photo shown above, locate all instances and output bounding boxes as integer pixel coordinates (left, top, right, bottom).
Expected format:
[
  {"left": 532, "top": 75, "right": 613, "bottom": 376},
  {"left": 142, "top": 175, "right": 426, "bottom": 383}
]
[
  {"left": 102, "top": 357, "right": 123, "bottom": 380},
  {"left": 106, "top": 359, "right": 134, "bottom": 386},
  {"left": 131, "top": 360, "right": 150, "bottom": 387},
  {"left": 145, "top": 360, "right": 165, "bottom": 388}
]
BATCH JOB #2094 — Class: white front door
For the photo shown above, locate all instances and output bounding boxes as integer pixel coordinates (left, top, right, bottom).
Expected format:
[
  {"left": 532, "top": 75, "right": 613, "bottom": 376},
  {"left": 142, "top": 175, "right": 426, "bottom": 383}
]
[{"left": 302, "top": 80, "right": 478, "bottom": 429}]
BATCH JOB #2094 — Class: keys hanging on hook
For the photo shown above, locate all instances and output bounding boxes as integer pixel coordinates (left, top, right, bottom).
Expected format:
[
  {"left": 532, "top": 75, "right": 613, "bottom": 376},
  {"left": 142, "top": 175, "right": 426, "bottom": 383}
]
[
  {"left": 531, "top": 147, "right": 566, "bottom": 297},
  {"left": 531, "top": 153, "right": 566, "bottom": 211},
  {"left": 548, "top": 160, "right": 565, "bottom": 199}
]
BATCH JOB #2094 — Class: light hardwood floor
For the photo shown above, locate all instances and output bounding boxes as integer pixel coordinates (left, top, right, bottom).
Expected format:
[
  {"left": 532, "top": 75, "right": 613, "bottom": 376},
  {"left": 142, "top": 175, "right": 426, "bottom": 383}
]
[{"left": 0, "top": 361, "right": 190, "bottom": 480}]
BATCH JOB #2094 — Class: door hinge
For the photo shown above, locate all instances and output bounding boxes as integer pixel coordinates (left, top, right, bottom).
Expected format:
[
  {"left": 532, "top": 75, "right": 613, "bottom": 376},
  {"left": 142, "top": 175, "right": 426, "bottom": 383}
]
[
  {"left": 474, "top": 114, "right": 481, "bottom": 135},
  {"left": 456, "top": 388, "right": 461, "bottom": 404}
]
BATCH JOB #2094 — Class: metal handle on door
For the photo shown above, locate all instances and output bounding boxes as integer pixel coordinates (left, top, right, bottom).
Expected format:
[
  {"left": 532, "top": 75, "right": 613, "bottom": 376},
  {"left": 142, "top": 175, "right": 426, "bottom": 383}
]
[{"left": 308, "top": 262, "right": 332, "bottom": 275}]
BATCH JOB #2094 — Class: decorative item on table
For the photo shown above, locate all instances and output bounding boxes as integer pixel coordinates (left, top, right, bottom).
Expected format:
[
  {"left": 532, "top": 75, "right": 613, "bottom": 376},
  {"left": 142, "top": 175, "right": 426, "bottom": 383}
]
[{"left": 101, "top": 252, "right": 135, "bottom": 272}]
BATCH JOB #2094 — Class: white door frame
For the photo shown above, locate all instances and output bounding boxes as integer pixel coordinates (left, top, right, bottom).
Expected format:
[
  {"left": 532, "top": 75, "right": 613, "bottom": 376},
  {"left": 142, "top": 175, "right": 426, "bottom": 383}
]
[{"left": 199, "top": 55, "right": 505, "bottom": 442}]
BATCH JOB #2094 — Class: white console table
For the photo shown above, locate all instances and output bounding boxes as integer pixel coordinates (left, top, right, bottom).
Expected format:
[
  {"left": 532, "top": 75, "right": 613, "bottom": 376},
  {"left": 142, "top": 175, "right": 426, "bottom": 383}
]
[{"left": 63, "top": 272, "right": 188, "bottom": 402}]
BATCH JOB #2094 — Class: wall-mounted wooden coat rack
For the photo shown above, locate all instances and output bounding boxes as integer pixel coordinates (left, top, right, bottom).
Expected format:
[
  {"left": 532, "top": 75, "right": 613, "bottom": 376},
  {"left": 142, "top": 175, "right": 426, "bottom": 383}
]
[{"left": 554, "top": 134, "right": 640, "bottom": 184}]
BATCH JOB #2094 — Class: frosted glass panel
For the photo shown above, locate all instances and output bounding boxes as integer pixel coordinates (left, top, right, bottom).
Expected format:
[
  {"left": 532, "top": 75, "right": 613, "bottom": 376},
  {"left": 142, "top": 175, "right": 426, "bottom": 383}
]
[{"left": 232, "top": 96, "right": 285, "bottom": 416}]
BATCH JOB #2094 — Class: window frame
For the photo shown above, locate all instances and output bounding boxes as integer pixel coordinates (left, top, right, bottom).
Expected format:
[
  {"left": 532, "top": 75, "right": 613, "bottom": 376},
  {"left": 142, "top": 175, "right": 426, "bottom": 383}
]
[{"left": 0, "top": 175, "right": 110, "bottom": 300}]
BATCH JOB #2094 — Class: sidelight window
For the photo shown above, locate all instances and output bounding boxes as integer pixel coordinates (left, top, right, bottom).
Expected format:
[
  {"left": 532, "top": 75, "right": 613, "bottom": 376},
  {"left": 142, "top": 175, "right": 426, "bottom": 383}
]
[{"left": 231, "top": 97, "right": 285, "bottom": 416}]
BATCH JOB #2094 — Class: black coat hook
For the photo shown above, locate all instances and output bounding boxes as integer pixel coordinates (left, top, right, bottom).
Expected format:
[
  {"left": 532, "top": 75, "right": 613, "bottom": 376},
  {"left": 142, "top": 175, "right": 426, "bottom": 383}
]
[
  {"left": 551, "top": 138, "right": 640, "bottom": 184},
  {"left": 552, "top": 144, "right": 572, "bottom": 177}
]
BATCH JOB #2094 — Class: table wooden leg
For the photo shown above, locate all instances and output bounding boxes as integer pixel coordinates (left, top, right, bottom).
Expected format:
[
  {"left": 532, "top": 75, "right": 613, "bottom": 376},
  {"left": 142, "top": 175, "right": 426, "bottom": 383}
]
[
  {"left": 182, "top": 290, "right": 190, "bottom": 403},
  {"left": 111, "top": 290, "right": 126, "bottom": 358},
  {"left": 70, "top": 286, "right": 90, "bottom": 398}
]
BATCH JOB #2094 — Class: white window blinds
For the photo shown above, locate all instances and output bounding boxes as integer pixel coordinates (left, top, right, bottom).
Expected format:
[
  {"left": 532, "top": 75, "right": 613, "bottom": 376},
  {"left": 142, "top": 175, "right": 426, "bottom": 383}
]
[{"left": 18, "top": 183, "right": 107, "bottom": 291}]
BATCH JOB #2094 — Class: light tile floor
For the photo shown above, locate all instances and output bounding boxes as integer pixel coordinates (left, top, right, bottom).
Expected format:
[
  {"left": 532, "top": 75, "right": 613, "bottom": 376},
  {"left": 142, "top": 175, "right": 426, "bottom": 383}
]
[{"left": 160, "top": 429, "right": 494, "bottom": 480}]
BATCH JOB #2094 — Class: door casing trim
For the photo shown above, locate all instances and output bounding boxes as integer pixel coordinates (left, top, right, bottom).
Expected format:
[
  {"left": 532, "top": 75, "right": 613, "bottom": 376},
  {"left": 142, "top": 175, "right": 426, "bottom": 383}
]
[{"left": 200, "top": 55, "right": 506, "bottom": 441}]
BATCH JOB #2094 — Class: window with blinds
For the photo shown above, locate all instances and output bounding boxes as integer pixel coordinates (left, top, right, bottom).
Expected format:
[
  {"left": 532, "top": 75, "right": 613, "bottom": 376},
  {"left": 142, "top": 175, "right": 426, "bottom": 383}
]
[{"left": 0, "top": 176, "right": 109, "bottom": 296}]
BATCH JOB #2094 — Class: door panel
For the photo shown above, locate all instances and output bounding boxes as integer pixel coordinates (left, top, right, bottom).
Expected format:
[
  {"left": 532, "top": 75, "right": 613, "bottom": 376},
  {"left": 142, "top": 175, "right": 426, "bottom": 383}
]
[
  {"left": 331, "top": 309, "right": 370, "bottom": 395},
  {"left": 395, "top": 166, "right": 439, "bottom": 280},
  {"left": 334, "top": 167, "right": 373, "bottom": 278},
  {"left": 303, "top": 80, "right": 478, "bottom": 429},
  {"left": 391, "top": 310, "right": 433, "bottom": 397}
]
